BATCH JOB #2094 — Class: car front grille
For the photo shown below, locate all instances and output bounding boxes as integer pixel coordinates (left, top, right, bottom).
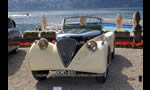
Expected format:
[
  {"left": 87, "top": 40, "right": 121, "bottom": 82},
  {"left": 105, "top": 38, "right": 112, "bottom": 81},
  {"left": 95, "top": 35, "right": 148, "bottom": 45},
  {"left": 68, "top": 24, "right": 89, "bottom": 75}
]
[{"left": 57, "top": 38, "right": 77, "bottom": 68}]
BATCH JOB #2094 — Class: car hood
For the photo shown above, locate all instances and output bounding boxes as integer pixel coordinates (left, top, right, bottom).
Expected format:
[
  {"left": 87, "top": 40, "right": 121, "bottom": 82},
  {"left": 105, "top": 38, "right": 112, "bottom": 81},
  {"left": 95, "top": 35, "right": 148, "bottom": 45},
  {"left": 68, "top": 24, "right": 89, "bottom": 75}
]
[{"left": 56, "top": 30, "right": 103, "bottom": 41}]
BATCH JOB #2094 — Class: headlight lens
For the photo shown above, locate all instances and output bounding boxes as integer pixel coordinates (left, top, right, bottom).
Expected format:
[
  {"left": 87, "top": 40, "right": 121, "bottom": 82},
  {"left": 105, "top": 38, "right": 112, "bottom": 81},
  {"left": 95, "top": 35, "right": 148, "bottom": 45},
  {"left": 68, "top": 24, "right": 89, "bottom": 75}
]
[
  {"left": 38, "top": 38, "right": 49, "bottom": 49},
  {"left": 86, "top": 40, "right": 97, "bottom": 52}
]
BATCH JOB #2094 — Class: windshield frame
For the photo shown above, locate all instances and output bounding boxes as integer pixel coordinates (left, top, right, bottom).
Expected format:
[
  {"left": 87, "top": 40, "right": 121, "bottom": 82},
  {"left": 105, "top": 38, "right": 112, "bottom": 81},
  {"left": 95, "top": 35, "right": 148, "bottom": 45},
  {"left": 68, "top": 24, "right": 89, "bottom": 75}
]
[{"left": 62, "top": 16, "right": 103, "bottom": 30}]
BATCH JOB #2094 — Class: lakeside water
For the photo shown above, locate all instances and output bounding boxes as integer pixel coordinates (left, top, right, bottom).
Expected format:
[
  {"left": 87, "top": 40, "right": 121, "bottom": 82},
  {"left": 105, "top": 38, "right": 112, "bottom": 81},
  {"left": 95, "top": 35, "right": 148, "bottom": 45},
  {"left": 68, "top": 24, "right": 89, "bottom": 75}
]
[{"left": 8, "top": 8, "right": 143, "bottom": 33}]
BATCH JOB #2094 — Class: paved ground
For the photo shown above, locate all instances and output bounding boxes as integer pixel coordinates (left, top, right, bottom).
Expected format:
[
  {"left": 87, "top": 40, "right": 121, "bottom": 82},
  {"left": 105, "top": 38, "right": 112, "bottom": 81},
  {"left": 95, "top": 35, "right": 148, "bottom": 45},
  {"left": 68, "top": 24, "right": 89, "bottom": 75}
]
[{"left": 8, "top": 48, "right": 143, "bottom": 90}]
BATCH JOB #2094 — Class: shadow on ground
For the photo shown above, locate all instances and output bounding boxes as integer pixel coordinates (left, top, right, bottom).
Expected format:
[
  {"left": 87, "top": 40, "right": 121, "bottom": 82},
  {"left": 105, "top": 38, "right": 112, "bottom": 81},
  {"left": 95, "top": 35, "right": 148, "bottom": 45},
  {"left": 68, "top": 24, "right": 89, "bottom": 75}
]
[
  {"left": 36, "top": 54, "right": 134, "bottom": 90},
  {"left": 8, "top": 50, "right": 26, "bottom": 76}
]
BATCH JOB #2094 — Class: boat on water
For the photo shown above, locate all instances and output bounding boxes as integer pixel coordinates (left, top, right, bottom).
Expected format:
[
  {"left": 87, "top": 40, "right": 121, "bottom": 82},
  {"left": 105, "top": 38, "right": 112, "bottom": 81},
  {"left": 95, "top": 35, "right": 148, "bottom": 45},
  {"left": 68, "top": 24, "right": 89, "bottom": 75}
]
[
  {"left": 25, "top": 13, "right": 31, "bottom": 16},
  {"left": 8, "top": 13, "right": 31, "bottom": 17}
]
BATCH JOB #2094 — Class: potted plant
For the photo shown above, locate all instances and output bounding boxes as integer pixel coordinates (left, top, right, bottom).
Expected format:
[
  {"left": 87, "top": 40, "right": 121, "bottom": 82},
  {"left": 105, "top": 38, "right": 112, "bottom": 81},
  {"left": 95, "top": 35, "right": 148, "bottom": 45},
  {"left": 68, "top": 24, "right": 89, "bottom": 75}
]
[
  {"left": 23, "top": 30, "right": 40, "bottom": 39},
  {"left": 114, "top": 30, "right": 130, "bottom": 37},
  {"left": 40, "top": 30, "right": 56, "bottom": 39},
  {"left": 104, "top": 29, "right": 111, "bottom": 33}
]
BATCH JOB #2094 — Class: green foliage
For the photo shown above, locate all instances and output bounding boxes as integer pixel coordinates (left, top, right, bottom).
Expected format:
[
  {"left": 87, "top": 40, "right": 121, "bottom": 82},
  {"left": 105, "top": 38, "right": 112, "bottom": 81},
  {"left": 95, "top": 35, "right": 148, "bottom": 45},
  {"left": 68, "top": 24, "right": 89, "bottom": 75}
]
[
  {"left": 114, "top": 30, "right": 130, "bottom": 32},
  {"left": 24, "top": 30, "right": 41, "bottom": 34},
  {"left": 103, "top": 29, "right": 130, "bottom": 33},
  {"left": 41, "top": 30, "right": 56, "bottom": 34},
  {"left": 104, "top": 29, "right": 111, "bottom": 32},
  {"left": 24, "top": 30, "right": 56, "bottom": 34}
]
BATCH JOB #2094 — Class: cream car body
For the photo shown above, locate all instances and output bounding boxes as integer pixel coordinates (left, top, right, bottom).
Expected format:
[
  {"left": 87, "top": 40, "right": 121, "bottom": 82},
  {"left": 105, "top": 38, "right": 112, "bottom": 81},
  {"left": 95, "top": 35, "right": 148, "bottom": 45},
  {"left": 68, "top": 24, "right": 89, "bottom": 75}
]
[
  {"left": 28, "top": 32, "right": 115, "bottom": 72},
  {"left": 28, "top": 16, "right": 115, "bottom": 82}
]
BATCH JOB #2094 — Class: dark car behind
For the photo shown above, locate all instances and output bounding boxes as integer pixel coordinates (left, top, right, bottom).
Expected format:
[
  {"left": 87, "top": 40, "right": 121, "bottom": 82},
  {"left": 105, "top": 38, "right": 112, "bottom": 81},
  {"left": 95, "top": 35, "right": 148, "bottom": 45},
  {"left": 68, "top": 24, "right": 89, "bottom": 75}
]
[{"left": 8, "top": 17, "right": 22, "bottom": 53}]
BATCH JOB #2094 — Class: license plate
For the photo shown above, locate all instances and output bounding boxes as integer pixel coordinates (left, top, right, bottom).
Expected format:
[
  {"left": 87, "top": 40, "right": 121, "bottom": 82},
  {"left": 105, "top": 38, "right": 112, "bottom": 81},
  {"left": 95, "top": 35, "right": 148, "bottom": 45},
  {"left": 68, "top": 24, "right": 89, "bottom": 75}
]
[{"left": 56, "top": 70, "right": 76, "bottom": 76}]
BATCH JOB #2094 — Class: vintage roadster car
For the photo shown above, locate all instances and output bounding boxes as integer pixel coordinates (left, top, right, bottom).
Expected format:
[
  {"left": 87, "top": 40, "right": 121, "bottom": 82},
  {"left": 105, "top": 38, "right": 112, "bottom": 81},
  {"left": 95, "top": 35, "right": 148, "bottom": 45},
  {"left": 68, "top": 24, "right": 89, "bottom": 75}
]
[
  {"left": 28, "top": 16, "right": 115, "bottom": 83},
  {"left": 8, "top": 17, "right": 22, "bottom": 53}
]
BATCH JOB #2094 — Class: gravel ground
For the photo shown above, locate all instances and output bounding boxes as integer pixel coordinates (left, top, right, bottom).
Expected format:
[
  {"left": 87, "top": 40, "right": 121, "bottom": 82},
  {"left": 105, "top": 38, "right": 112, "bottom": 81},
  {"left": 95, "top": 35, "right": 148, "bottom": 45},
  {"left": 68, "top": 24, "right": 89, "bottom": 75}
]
[{"left": 8, "top": 48, "right": 143, "bottom": 90}]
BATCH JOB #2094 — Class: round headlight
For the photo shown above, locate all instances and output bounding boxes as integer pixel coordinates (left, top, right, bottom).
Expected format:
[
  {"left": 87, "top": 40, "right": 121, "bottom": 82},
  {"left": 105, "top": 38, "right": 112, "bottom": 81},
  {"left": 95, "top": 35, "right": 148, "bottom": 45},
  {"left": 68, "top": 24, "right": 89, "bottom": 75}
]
[
  {"left": 38, "top": 38, "right": 49, "bottom": 49},
  {"left": 86, "top": 40, "right": 97, "bottom": 52}
]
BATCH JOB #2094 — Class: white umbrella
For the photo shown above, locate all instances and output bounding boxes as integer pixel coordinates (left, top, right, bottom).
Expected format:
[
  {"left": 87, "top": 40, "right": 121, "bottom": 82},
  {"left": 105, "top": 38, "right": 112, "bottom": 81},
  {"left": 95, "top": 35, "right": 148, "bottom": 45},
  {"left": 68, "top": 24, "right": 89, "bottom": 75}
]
[
  {"left": 80, "top": 15, "right": 86, "bottom": 26},
  {"left": 116, "top": 12, "right": 123, "bottom": 30},
  {"left": 42, "top": 15, "right": 47, "bottom": 31}
]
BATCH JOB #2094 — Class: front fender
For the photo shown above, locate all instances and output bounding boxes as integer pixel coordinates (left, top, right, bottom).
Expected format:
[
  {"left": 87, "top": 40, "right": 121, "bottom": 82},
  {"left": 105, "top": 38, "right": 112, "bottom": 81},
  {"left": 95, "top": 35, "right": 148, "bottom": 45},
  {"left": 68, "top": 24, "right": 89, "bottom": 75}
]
[
  {"left": 104, "top": 32, "right": 115, "bottom": 52},
  {"left": 28, "top": 41, "right": 109, "bottom": 74}
]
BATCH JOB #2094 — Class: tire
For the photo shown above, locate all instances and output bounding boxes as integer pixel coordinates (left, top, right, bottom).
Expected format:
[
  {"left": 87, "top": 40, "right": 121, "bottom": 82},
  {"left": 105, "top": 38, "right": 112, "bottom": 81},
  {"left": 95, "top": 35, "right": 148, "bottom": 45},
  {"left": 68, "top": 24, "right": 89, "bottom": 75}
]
[
  {"left": 32, "top": 70, "right": 49, "bottom": 81},
  {"left": 11, "top": 48, "right": 18, "bottom": 54},
  {"left": 111, "top": 40, "right": 115, "bottom": 59},
  {"left": 96, "top": 68, "right": 109, "bottom": 83},
  {"left": 96, "top": 47, "right": 110, "bottom": 83},
  {"left": 111, "top": 46, "right": 115, "bottom": 59}
]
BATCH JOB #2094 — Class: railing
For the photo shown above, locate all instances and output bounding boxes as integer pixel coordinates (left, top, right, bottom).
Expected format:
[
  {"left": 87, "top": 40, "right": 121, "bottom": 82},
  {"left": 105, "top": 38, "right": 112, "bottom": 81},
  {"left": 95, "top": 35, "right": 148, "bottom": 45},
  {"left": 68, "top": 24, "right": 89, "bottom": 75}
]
[{"left": 102, "top": 18, "right": 143, "bottom": 26}]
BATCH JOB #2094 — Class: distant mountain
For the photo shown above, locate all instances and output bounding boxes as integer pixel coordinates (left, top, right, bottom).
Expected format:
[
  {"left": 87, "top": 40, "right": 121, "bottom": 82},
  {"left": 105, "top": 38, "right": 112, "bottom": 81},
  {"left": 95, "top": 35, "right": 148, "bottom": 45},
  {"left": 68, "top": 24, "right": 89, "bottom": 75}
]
[{"left": 8, "top": 0, "right": 143, "bottom": 11}]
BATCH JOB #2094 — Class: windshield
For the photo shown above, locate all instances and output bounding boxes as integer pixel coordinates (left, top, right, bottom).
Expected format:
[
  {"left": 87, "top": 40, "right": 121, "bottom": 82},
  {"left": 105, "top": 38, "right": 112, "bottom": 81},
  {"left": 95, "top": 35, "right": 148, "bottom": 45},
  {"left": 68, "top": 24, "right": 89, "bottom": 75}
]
[
  {"left": 8, "top": 18, "right": 16, "bottom": 29},
  {"left": 63, "top": 17, "right": 102, "bottom": 30},
  {"left": 64, "top": 17, "right": 102, "bottom": 25},
  {"left": 8, "top": 18, "right": 13, "bottom": 29}
]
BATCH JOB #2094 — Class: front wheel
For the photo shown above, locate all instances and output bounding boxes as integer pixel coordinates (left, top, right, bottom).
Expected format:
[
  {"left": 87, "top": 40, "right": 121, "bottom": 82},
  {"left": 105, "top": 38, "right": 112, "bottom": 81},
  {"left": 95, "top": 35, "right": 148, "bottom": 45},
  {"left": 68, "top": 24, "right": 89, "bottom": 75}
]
[
  {"left": 11, "top": 48, "right": 18, "bottom": 54},
  {"left": 96, "top": 47, "right": 110, "bottom": 83},
  {"left": 111, "top": 46, "right": 115, "bottom": 59},
  {"left": 111, "top": 40, "right": 115, "bottom": 59},
  {"left": 96, "top": 68, "right": 109, "bottom": 83},
  {"left": 32, "top": 70, "right": 49, "bottom": 81}
]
